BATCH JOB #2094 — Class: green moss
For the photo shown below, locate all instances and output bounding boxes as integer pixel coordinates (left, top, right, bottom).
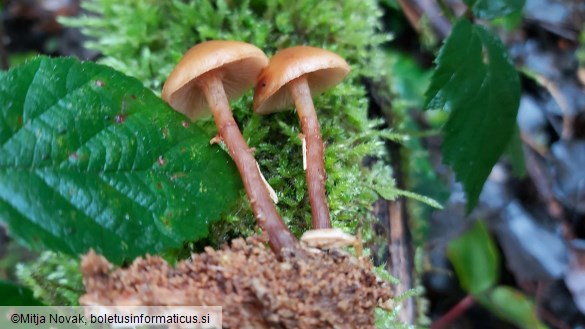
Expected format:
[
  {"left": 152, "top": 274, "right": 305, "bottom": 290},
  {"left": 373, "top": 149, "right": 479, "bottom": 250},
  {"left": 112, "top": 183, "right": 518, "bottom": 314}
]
[
  {"left": 16, "top": 252, "right": 83, "bottom": 306},
  {"left": 61, "top": 0, "right": 397, "bottom": 238}
]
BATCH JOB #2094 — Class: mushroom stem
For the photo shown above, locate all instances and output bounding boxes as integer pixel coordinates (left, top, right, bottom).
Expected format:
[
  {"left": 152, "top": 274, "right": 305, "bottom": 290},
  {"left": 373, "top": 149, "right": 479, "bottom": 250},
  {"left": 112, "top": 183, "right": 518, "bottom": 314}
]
[
  {"left": 288, "top": 75, "right": 331, "bottom": 229},
  {"left": 200, "top": 71, "right": 297, "bottom": 253}
]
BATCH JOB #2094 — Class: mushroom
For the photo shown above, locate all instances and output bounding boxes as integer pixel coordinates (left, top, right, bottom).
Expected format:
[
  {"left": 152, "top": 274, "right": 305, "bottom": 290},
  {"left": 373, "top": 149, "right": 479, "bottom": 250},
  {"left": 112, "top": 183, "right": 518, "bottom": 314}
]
[
  {"left": 162, "top": 40, "right": 296, "bottom": 254},
  {"left": 253, "top": 46, "right": 350, "bottom": 230}
]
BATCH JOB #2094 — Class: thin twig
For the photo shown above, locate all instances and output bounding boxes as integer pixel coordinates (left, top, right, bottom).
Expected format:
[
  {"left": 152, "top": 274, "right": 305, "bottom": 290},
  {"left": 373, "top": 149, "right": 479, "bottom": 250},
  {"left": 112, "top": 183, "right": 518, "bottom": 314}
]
[
  {"left": 431, "top": 294, "right": 475, "bottom": 329},
  {"left": 520, "top": 131, "right": 548, "bottom": 158},
  {"left": 535, "top": 75, "right": 575, "bottom": 140},
  {"left": 397, "top": 0, "right": 452, "bottom": 40},
  {"left": 523, "top": 144, "right": 565, "bottom": 220}
]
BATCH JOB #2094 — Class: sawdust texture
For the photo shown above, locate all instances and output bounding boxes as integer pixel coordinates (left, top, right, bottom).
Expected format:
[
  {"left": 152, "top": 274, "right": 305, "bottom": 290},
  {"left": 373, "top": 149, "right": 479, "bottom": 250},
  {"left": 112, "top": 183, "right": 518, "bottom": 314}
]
[{"left": 80, "top": 236, "right": 392, "bottom": 328}]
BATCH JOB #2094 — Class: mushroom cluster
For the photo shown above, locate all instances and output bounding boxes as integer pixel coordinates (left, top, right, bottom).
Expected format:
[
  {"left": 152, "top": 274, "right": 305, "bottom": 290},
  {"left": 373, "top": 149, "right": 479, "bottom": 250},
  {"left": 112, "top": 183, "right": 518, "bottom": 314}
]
[
  {"left": 80, "top": 41, "right": 389, "bottom": 326},
  {"left": 161, "top": 40, "right": 297, "bottom": 254},
  {"left": 161, "top": 41, "right": 352, "bottom": 252}
]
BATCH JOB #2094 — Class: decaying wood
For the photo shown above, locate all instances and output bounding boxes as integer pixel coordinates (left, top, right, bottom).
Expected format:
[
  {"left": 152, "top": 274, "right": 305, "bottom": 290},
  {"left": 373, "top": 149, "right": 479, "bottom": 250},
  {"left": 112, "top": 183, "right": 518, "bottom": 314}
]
[
  {"left": 80, "top": 236, "right": 392, "bottom": 329},
  {"left": 364, "top": 77, "right": 417, "bottom": 325}
]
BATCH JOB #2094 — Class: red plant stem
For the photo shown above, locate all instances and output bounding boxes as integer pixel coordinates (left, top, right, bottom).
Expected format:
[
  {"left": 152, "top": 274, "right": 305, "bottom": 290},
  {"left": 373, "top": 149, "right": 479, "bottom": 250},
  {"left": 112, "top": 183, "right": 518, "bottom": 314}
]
[
  {"left": 201, "top": 71, "right": 297, "bottom": 254},
  {"left": 289, "top": 75, "right": 331, "bottom": 230},
  {"left": 431, "top": 294, "right": 475, "bottom": 329}
]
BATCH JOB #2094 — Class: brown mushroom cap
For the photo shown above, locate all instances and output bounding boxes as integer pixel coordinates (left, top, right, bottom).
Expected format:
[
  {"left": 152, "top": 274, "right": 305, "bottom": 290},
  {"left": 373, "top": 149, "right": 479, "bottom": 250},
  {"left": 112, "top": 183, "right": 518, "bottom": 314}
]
[
  {"left": 162, "top": 40, "right": 269, "bottom": 120},
  {"left": 253, "top": 46, "right": 351, "bottom": 115}
]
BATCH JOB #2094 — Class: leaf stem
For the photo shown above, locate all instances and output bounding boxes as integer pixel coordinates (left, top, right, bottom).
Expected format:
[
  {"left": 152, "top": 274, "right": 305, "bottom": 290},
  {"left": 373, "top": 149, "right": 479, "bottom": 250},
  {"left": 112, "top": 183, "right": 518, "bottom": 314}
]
[{"left": 431, "top": 294, "right": 475, "bottom": 329}]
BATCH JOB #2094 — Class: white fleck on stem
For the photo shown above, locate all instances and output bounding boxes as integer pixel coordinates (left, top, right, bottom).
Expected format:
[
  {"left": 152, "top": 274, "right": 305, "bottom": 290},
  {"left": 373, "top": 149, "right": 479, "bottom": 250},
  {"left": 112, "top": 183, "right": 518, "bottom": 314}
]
[
  {"left": 209, "top": 134, "right": 222, "bottom": 145},
  {"left": 299, "top": 133, "right": 307, "bottom": 170},
  {"left": 256, "top": 161, "right": 278, "bottom": 204}
]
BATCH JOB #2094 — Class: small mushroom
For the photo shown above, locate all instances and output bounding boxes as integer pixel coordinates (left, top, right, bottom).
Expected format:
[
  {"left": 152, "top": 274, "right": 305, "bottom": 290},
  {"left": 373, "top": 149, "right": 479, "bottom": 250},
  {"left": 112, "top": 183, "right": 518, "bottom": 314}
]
[
  {"left": 162, "top": 40, "right": 296, "bottom": 254},
  {"left": 253, "top": 46, "right": 350, "bottom": 230}
]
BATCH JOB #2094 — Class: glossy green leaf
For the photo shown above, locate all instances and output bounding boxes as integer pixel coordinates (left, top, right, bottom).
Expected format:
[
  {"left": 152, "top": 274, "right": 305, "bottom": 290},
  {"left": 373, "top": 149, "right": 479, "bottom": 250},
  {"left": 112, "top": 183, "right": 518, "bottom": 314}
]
[
  {"left": 0, "top": 281, "right": 43, "bottom": 306},
  {"left": 0, "top": 57, "right": 242, "bottom": 264},
  {"left": 463, "top": 0, "right": 525, "bottom": 20},
  {"left": 425, "top": 19, "right": 520, "bottom": 212},
  {"left": 447, "top": 220, "right": 499, "bottom": 295},
  {"left": 480, "top": 286, "right": 549, "bottom": 329}
]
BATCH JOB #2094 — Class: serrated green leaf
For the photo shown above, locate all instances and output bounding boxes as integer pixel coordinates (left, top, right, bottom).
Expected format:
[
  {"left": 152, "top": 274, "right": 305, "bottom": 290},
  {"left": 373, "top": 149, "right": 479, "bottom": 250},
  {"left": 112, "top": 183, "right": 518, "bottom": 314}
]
[
  {"left": 463, "top": 0, "right": 525, "bottom": 20},
  {"left": 0, "top": 57, "right": 242, "bottom": 264},
  {"left": 0, "top": 281, "right": 43, "bottom": 306},
  {"left": 447, "top": 220, "right": 499, "bottom": 295},
  {"left": 425, "top": 19, "right": 520, "bottom": 212},
  {"left": 479, "top": 286, "right": 549, "bottom": 329}
]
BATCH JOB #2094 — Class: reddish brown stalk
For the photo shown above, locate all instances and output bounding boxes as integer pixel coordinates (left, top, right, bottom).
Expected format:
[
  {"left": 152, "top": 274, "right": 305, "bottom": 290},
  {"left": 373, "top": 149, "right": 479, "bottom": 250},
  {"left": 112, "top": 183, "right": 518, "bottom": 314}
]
[
  {"left": 289, "top": 76, "right": 331, "bottom": 229},
  {"left": 431, "top": 294, "right": 475, "bottom": 329},
  {"left": 201, "top": 71, "right": 297, "bottom": 253}
]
